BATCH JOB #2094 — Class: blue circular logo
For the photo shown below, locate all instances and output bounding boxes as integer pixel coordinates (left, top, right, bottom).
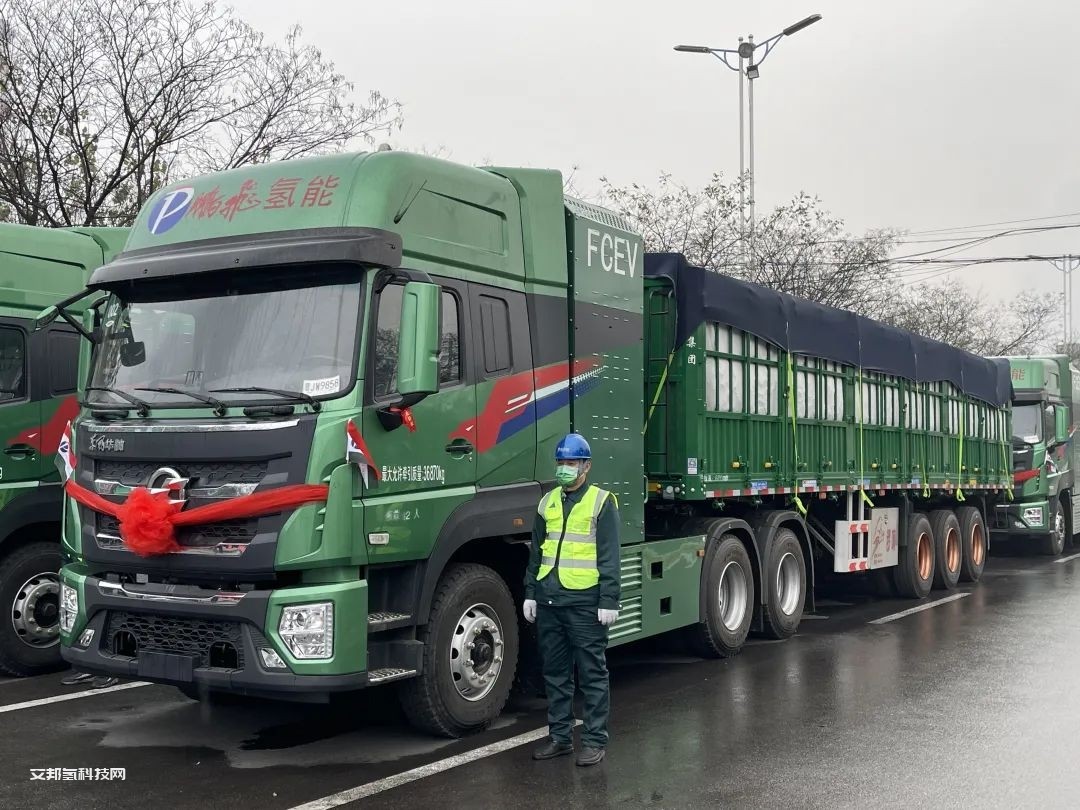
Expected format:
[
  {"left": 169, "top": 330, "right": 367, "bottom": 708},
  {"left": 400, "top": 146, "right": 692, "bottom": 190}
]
[{"left": 146, "top": 187, "right": 195, "bottom": 235}]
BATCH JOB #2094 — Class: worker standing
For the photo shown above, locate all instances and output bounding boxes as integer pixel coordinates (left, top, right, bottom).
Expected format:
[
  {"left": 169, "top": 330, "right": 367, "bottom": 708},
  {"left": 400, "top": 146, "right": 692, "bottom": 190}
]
[{"left": 523, "top": 433, "right": 620, "bottom": 767}]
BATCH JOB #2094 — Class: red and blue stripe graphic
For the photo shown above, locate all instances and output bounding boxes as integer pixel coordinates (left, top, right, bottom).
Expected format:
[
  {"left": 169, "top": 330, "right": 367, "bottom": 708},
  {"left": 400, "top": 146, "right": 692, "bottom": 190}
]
[{"left": 450, "top": 359, "right": 604, "bottom": 453}]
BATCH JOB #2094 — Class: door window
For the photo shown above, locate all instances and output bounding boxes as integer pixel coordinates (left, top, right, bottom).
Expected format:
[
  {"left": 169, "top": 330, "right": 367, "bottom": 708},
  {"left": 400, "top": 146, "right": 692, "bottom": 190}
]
[
  {"left": 0, "top": 327, "right": 26, "bottom": 402},
  {"left": 373, "top": 283, "right": 462, "bottom": 398}
]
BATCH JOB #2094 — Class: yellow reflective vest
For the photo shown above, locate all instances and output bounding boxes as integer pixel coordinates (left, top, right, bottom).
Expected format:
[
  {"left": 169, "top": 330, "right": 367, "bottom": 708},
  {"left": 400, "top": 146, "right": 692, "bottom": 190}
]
[{"left": 537, "top": 484, "right": 617, "bottom": 590}]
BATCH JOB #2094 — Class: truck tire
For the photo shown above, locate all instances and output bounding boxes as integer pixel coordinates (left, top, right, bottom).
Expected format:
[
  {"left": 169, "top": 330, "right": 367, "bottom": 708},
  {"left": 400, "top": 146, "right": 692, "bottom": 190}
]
[
  {"left": 399, "top": 563, "right": 518, "bottom": 737},
  {"left": 688, "top": 534, "right": 755, "bottom": 657},
  {"left": 930, "top": 510, "right": 962, "bottom": 590},
  {"left": 0, "top": 541, "right": 64, "bottom": 676},
  {"left": 956, "top": 506, "right": 987, "bottom": 582},
  {"left": 1040, "top": 498, "right": 1066, "bottom": 557},
  {"left": 893, "top": 513, "right": 934, "bottom": 599},
  {"left": 761, "top": 528, "right": 806, "bottom": 640}
]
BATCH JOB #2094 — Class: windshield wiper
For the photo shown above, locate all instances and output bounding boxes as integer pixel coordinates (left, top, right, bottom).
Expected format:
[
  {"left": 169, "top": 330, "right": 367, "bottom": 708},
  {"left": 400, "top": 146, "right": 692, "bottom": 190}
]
[
  {"left": 84, "top": 386, "right": 151, "bottom": 417},
  {"left": 209, "top": 386, "right": 322, "bottom": 413},
  {"left": 136, "top": 387, "right": 227, "bottom": 417}
]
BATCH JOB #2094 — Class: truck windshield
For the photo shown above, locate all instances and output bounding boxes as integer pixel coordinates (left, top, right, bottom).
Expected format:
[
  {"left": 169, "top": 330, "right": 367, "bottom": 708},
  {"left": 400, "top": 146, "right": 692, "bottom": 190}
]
[
  {"left": 1012, "top": 403, "right": 1042, "bottom": 444},
  {"left": 88, "top": 267, "right": 363, "bottom": 408}
]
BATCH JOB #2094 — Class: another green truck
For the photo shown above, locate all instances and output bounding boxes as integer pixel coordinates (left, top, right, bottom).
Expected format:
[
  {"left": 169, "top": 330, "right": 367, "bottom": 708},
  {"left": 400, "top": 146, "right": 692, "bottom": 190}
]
[
  {"left": 991, "top": 355, "right": 1080, "bottom": 555},
  {"left": 0, "top": 223, "right": 127, "bottom": 675},
  {"left": 51, "top": 152, "right": 1012, "bottom": 734}
]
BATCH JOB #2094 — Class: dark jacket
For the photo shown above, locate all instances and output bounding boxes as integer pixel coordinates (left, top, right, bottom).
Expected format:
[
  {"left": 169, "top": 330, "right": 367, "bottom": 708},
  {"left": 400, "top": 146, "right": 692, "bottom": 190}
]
[{"left": 523, "top": 483, "right": 621, "bottom": 610}]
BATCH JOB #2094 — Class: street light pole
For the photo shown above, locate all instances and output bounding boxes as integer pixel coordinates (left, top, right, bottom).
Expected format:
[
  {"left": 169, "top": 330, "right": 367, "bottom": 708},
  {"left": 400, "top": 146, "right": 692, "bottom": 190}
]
[
  {"left": 1048, "top": 255, "right": 1080, "bottom": 344},
  {"left": 674, "top": 14, "right": 822, "bottom": 268},
  {"left": 738, "top": 38, "right": 745, "bottom": 222}
]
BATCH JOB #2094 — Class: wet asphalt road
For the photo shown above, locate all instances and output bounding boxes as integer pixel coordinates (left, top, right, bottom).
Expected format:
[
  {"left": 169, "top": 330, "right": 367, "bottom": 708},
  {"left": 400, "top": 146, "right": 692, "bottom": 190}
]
[{"left": 4, "top": 550, "right": 1080, "bottom": 810}]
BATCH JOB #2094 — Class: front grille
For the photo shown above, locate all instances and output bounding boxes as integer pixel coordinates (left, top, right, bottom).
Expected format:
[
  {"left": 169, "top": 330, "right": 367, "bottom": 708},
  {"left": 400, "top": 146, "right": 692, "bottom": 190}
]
[
  {"left": 95, "top": 460, "right": 268, "bottom": 486},
  {"left": 104, "top": 611, "right": 245, "bottom": 669},
  {"left": 97, "top": 514, "right": 258, "bottom": 548}
]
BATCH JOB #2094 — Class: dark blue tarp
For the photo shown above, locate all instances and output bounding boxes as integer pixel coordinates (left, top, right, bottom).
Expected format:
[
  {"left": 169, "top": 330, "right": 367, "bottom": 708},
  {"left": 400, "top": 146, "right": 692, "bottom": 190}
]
[{"left": 645, "top": 253, "right": 1012, "bottom": 407}]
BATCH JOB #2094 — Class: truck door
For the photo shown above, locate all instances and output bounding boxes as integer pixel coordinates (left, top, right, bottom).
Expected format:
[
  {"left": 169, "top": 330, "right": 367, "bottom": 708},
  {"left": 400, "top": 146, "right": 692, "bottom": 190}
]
[
  {"left": 0, "top": 320, "right": 43, "bottom": 487},
  {"left": 468, "top": 284, "right": 534, "bottom": 487},
  {"left": 362, "top": 276, "right": 476, "bottom": 557}
]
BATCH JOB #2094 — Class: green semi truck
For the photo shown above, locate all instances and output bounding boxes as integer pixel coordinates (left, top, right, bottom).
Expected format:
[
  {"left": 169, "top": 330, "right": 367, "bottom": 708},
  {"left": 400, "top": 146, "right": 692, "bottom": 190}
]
[
  {"left": 50, "top": 152, "right": 1012, "bottom": 735},
  {"left": 0, "top": 223, "right": 127, "bottom": 675},
  {"left": 991, "top": 355, "right": 1080, "bottom": 555}
]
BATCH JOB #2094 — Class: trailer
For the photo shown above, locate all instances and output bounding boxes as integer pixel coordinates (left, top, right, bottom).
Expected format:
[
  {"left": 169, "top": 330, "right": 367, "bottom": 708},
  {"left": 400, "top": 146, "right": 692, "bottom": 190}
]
[{"left": 49, "top": 152, "right": 1011, "bottom": 735}]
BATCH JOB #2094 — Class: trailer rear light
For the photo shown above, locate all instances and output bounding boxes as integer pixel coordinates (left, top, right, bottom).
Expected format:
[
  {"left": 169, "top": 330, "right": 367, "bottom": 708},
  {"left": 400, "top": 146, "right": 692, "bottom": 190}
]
[
  {"left": 279, "top": 603, "right": 334, "bottom": 659},
  {"left": 60, "top": 584, "right": 78, "bottom": 633}
]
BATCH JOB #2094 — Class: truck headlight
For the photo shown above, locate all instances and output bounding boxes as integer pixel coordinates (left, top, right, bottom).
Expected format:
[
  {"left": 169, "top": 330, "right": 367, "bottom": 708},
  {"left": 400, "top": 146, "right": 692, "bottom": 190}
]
[
  {"left": 278, "top": 602, "right": 334, "bottom": 659},
  {"left": 60, "top": 584, "right": 78, "bottom": 633},
  {"left": 1023, "top": 507, "right": 1044, "bottom": 527}
]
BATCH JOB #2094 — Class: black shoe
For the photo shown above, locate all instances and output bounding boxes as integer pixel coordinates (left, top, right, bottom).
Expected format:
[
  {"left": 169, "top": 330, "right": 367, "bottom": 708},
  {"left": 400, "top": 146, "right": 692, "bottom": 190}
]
[
  {"left": 532, "top": 739, "right": 574, "bottom": 760},
  {"left": 60, "top": 671, "right": 95, "bottom": 686},
  {"left": 576, "top": 747, "right": 605, "bottom": 767},
  {"left": 91, "top": 676, "right": 119, "bottom": 689}
]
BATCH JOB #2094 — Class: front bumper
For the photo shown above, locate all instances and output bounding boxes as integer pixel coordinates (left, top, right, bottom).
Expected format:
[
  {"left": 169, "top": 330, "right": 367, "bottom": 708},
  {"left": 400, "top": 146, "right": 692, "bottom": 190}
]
[
  {"left": 991, "top": 500, "right": 1050, "bottom": 540},
  {"left": 59, "top": 567, "right": 369, "bottom": 700}
]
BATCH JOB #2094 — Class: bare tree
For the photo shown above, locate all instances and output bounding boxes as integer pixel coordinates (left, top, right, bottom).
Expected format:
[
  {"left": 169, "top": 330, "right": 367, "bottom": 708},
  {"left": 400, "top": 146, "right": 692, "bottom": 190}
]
[
  {"left": 601, "top": 173, "right": 900, "bottom": 315},
  {"left": 0, "top": 0, "right": 401, "bottom": 227},
  {"left": 880, "top": 281, "right": 1060, "bottom": 356}
]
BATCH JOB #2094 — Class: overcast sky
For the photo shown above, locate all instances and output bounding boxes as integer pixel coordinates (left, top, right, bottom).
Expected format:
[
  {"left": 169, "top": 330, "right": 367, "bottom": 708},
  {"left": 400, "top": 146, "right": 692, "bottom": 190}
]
[{"left": 230, "top": 0, "right": 1080, "bottom": 337}]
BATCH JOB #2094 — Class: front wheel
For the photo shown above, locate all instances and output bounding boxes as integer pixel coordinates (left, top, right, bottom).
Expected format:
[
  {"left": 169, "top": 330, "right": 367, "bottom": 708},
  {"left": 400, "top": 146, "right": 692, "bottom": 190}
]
[
  {"left": 399, "top": 563, "right": 518, "bottom": 737},
  {"left": 1040, "top": 499, "right": 1066, "bottom": 557},
  {"left": 0, "top": 542, "right": 64, "bottom": 676}
]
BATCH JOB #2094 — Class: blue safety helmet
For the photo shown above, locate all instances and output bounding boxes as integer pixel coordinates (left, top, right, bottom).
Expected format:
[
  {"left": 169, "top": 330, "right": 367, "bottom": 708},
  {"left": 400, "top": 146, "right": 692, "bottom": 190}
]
[{"left": 555, "top": 433, "right": 592, "bottom": 461}]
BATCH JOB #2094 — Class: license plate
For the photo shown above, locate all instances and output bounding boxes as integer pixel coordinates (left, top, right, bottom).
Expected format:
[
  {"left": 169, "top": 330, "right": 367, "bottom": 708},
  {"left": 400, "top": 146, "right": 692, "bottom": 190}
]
[{"left": 137, "top": 651, "right": 196, "bottom": 682}]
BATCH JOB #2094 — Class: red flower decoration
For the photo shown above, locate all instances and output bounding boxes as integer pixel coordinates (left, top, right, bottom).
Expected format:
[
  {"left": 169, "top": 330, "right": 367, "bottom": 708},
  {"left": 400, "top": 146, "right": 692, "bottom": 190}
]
[{"left": 117, "top": 489, "right": 183, "bottom": 557}]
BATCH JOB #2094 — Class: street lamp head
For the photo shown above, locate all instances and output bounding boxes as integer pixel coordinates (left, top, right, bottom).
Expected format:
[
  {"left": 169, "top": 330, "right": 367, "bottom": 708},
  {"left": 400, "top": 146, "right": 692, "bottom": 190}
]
[
  {"left": 674, "top": 45, "right": 713, "bottom": 53},
  {"left": 746, "top": 63, "right": 760, "bottom": 80},
  {"left": 737, "top": 41, "right": 755, "bottom": 59},
  {"left": 782, "top": 14, "right": 822, "bottom": 36}
]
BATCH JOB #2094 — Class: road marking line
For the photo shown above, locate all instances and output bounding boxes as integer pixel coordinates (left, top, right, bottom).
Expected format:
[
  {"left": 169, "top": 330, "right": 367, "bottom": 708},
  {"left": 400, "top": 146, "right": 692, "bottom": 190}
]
[
  {"left": 1054, "top": 552, "right": 1080, "bottom": 565},
  {"left": 869, "top": 593, "right": 970, "bottom": 625},
  {"left": 289, "top": 721, "right": 581, "bottom": 809},
  {"left": 0, "top": 681, "right": 150, "bottom": 713}
]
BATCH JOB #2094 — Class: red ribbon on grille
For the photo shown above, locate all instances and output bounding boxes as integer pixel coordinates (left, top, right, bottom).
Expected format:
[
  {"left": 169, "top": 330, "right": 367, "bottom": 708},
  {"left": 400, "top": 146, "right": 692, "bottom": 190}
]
[{"left": 65, "top": 480, "right": 330, "bottom": 558}]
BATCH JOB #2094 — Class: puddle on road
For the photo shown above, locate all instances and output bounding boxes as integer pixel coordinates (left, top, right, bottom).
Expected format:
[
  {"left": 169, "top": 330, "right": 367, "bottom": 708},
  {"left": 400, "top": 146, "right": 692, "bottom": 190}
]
[{"left": 67, "top": 695, "right": 522, "bottom": 769}]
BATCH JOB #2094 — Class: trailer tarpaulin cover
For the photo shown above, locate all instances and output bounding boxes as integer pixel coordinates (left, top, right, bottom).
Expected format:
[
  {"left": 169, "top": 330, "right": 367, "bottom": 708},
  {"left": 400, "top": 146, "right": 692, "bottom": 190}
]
[{"left": 644, "top": 253, "right": 1012, "bottom": 406}]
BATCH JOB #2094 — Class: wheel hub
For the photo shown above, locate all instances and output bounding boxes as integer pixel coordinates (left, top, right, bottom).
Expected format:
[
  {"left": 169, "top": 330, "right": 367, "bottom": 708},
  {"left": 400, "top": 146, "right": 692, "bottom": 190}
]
[
  {"left": 776, "top": 552, "right": 802, "bottom": 616},
  {"left": 11, "top": 572, "right": 61, "bottom": 649},
  {"left": 717, "top": 561, "right": 749, "bottom": 632},
  {"left": 449, "top": 603, "right": 504, "bottom": 702}
]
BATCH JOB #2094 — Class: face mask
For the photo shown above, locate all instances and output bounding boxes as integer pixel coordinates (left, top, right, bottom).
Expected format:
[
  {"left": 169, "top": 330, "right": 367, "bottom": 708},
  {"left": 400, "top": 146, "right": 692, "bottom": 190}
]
[{"left": 555, "top": 465, "right": 580, "bottom": 487}]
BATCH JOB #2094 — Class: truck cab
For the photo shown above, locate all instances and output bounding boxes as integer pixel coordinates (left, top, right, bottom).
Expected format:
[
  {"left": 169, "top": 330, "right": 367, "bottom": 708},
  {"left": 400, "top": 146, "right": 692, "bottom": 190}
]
[
  {"left": 991, "top": 355, "right": 1080, "bottom": 555},
  {"left": 0, "top": 224, "right": 127, "bottom": 675}
]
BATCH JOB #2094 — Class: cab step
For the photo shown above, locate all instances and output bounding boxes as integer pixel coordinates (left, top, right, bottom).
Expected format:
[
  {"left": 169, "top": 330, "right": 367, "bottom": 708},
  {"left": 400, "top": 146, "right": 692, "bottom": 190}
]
[
  {"left": 367, "top": 611, "right": 413, "bottom": 632},
  {"left": 367, "top": 667, "right": 417, "bottom": 685}
]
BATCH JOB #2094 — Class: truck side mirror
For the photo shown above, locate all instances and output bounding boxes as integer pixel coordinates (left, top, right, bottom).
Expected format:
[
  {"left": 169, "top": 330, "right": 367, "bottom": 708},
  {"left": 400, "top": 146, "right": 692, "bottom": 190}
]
[
  {"left": 395, "top": 281, "right": 440, "bottom": 399},
  {"left": 1055, "top": 405, "right": 1070, "bottom": 444},
  {"left": 1044, "top": 406, "right": 1056, "bottom": 444},
  {"left": 32, "top": 305, "right": 59, "bottom": 332}
]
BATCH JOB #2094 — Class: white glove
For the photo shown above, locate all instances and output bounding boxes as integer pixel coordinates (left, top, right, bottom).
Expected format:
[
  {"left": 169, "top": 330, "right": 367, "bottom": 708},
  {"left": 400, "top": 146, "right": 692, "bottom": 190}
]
[
  {"left": 598, "top": 608, "right": 619, "bottom": 626},
  {"left": 523, "top": 599, "right": 537, "bottom": 623}
]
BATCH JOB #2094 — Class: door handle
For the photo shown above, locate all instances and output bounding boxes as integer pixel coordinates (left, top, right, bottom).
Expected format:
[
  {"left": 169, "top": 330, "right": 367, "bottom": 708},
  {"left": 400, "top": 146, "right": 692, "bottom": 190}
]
[
  {"left": 445, "top": 440, "right": 474, "bottom": 455},
  {"left": 4, "top": 444, "right": 37, "bottom": 459}
]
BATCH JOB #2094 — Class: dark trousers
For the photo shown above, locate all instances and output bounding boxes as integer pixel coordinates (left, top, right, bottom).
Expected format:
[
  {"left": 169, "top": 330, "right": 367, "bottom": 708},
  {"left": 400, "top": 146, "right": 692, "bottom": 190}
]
[{"left": 536, "top": 604, "right": 610, "bottom": 749}]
